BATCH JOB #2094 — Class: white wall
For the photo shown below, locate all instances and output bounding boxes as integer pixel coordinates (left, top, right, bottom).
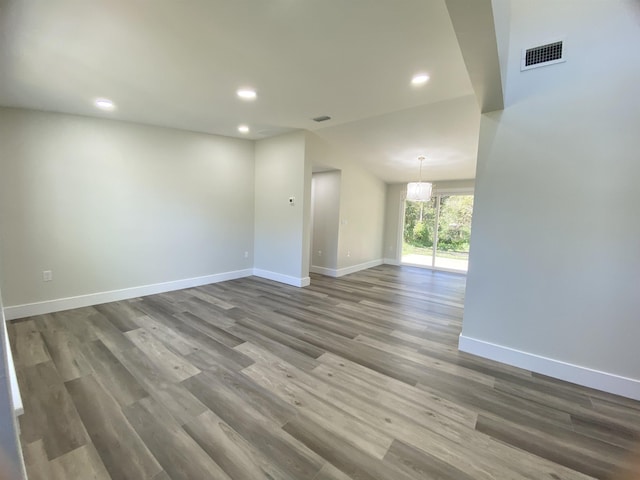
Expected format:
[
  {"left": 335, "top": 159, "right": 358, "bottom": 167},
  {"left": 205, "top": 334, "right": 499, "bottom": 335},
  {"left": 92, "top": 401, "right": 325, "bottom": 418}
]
[
  {"left": 306, "top": 133, "right": 386, "bottom": 275},
  {"left": 461, "top": 0, "right": 640, "bottom": 399},
  {"left": 382, "top": 184, "right": 405, "bottom": 264},
  {"left": 311, "top": 171, "right": 341, "bottom": 272},
  {"left": 336, "top": 163, "right": 386, "bottom": 271},
  {"left": 0, "top": 108, "right": 255, "bottom": 314},
  {"left": 254, "top": 131, "right": 311, "bottom": 286}
]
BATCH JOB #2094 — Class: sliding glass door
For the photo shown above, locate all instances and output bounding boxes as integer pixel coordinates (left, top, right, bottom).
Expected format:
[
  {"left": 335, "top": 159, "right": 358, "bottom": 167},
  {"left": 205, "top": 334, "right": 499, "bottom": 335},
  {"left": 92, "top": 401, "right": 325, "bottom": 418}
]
[{"left": 402, "top": 193, "right": 474, "bottom": 272}]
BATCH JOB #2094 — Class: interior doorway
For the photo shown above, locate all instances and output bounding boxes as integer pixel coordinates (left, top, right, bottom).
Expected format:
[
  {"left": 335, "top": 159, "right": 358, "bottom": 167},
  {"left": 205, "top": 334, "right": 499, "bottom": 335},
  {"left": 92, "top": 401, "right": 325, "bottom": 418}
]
[{"left": 401, "top": 193, "right": 474, "bottom": 272}]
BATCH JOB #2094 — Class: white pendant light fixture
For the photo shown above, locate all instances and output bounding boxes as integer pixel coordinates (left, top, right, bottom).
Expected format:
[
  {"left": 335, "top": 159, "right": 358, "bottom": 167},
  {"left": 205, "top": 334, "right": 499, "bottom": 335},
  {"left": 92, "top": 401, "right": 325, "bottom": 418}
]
[{"left": 406, "top": 156, "right": 432, "bottom": 202}]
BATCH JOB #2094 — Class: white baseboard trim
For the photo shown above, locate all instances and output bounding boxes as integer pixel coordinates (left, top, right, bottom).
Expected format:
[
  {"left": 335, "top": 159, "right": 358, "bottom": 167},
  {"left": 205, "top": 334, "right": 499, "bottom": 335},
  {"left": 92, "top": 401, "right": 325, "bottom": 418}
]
[
  {"left": 336, "top": 259, "right": 383, "bottom": 277},
  {"left": 311, "top": 259, "right": 383, "bottom": 278},
  {"left": 459, "top": 334, "right": 640, "bottom": 401},
  {"left": 383, "top": 257, "right": 400, "bottom": 266},
  {"left": 252, "top": 269, "right": 310, "bottom": 287},
  {"left": 310, "top": 265, "right": 336, "bottom": 277},
  {"left": 3, "top": 269, "right": 254, "bottom": 321}
]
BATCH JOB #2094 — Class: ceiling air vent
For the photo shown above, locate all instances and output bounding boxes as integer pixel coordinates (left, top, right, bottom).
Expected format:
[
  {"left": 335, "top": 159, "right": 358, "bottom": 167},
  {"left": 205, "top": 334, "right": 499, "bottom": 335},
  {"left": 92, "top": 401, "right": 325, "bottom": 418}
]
[
  {"left": 312, "top": 115, "right": 331, "bottom": 122},
  {"left": 521, "top": 40, "right": 565, "bottom": 71}
]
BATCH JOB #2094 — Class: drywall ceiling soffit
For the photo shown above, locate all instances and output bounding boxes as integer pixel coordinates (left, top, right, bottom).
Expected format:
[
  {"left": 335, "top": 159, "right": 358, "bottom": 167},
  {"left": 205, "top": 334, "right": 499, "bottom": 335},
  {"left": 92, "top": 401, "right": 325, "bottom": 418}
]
[
  {"left": 445, "top": 0, "right": 505, "bottom": 113},
  {"left": 313, "top": 95, "right": 481, "bottom": 183}
]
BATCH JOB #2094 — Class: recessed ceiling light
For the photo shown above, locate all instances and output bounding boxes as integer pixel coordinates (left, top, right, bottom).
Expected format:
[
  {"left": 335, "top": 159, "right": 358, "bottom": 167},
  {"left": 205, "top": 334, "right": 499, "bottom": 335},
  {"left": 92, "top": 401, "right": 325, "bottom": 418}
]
[
  {"left": 236, "top": 88, "right": 257, "bottom": 100},
  {"left": 238, "top": 125, "right": 250, "bottom": 134},
  {"left": 411, "top": 73, "right": 430, "bottom": 85},
  {"left": 94, "top": 98, "right": 115, "bottom": 110}
]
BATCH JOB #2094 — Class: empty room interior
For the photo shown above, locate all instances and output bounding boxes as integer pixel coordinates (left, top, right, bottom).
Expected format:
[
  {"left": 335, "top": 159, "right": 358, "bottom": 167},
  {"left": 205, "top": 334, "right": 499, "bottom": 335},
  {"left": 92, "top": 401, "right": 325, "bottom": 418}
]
[{"left": 1, "top": 1, "right": 640, "bottom": 479}]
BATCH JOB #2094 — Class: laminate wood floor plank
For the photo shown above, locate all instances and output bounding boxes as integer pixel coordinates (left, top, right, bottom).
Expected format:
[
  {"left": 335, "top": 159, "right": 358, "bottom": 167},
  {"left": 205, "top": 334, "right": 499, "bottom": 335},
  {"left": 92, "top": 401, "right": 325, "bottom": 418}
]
[
  {"left": 8, "top": 319, "right": 51, "bottom": 367},
  {"left": 49, "top": 444, "right": 112, "bottom": 480},
  {"left": 152, "top": 472, "right": 172, "bottom": 480},
  {"left": 177, "top": 297, "right": 237, "bottom": 329},
  {"left": 133, "top": 308, "right": 252, "bottom": 371},
  {"left": 124, "top": 327, "right": 200, "bottom": 382},
  {"left": 40, "top": 328, "right": 91, "bottom": 382},
  {"left": 182, "top": 372, "right": 326, "bottom": 480},
  {"left": 413, "top": 339, "right": 535, "bottom": 380},
  {"left": 475, "top": 413, "right": 631, "bottom": 479},
  {"left": 314, "top": 371, "right": 585, "bottom": 480},
  {"left": 172, "top": 310, "right": 245, "bottom": 348},
  {"left": 282, "top": 414, "right": 416, "bottom": 480},
  {"left": 570, "top": 414, "right": 638, "bottom": 449},
  {"left": 240, "top": 345, "right": 571, "bottom": 480},
  {"left": 383, "top": 439, "right": 476, "bottom": 480},
  {"left": 183, "top": 410, "right": 299, "bottom": 480},
  {"left": 303, "top": 304, "right": 396, "bottom": 337},
  {"left": 204, "top": 366, "right": 298, "bottom": 427},
  {"left": 494, "top": 378, "right": 620, "bottom": 423},
  {"left": 314, "top": 352, "right": 490, "bottom": 429},
  {"left": 106, "top": 340, "right": 208, "bottom": 426},
  {"left": 236, "top": 315, "right": 326, "bottom": 358},
  {"left": 415, "top": 370, "right": 578, "bottom": 434},
  {"left": 9, "top": 265, "right": 640, "bottom": 480},
  {"left": 189, "top": 287, "right": 236, "bottom": 310},
  {"left": 123, "top": 396, "right": 232, "bottom": 480},
  {"left": 311, "top": 361, "right": 478, "bottom": 428},
  {"left": 590, "top": 396, "right": 640, "bottom": 423},
  {"left": 86, "top": 312, "right": 137, "bottom": 354},
  {"left": 163, "top": 314, "right": 254, "bottom": 369},
  {"left": 227, "top": 322, "right": 320, "bottom": 371},
  {"left": 312, "top": 463, "right": 354, "bottom": 480},
  {"left": 331, "top": 300, "right": 434, "bottom": 333},
  {"left": 94, "top": 302, "right": 142, "bottom": 333},
  {"left": 52, "top": 307, "right": 101, "bottom": 343},
  {"left": 132, "top": 313, "right": 200, "bottom": 356},
  {"left": 157, "top": 289, "right": 196, "bottom": 304},
  {"left": 21, "top": 440, "right": 49, "bottom": 480},
  {"left": 243, "top": 362, "right": 394, "bottom": 459},
  {"left": 18, "top": 361, "right": 89, "bottom": 460},
  {"left": 354, "top": 333, "right": 496, "bottom": 386},
  {"left": 299, "top": 328, "right": 428, "bottom": 386},
  {"left": 80, "top": 339, "right": 149, "bottom": 408},
  {"left": 272, "top": 305, "right": 362, "bottom": 339},
  {"left": 65, "top": 374, "right": 163, "bottom": 480}
]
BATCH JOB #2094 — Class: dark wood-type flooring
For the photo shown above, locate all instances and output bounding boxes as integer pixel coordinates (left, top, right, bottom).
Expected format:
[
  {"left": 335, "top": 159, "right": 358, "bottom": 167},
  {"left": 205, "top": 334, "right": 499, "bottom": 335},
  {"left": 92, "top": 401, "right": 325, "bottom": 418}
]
[{"left": 8, "top": 265, "right": 640, "bottom": 479}]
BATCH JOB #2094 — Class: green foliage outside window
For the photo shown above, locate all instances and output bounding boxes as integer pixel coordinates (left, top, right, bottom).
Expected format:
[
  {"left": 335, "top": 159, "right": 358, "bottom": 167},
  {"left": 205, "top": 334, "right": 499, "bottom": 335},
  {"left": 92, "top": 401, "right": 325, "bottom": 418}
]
[{"left": 403, "top": 195, "right": 473, "bottom": 252}]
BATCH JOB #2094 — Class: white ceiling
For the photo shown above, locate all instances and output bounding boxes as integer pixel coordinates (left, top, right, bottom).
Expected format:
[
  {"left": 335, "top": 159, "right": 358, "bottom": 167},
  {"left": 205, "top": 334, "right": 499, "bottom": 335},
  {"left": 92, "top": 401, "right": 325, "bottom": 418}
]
[{"left": 0, "top": 0, "right": 482, "bottom": 182}]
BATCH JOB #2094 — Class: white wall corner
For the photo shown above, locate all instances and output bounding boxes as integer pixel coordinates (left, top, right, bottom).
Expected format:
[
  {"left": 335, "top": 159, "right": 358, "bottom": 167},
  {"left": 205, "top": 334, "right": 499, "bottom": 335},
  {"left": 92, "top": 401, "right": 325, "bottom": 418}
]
[
  {"left": 3, "top": 269, "right": 253, "bottom": 321},
  {"left": 252, "top": 269, "right": 310, "bottom": 288},
  {"left": 383, "top": 257, "right": 400, "bottom": 266},
  {"left": 458, "top": 335, "right": 640, "bottom": 401}
]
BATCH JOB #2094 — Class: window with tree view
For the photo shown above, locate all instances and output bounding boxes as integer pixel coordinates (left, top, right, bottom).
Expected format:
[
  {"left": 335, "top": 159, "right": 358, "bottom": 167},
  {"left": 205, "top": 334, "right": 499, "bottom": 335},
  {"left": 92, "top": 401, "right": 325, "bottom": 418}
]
[{"left": 402, "top": 194, "right": 473, "bottom": 272}]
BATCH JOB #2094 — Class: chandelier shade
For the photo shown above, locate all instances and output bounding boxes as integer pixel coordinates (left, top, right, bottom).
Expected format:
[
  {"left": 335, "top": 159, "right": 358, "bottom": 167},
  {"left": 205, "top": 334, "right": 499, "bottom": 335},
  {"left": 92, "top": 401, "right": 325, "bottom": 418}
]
[
  {"left": 406, "top": 181, "right": 433, "bottom": 202},
  {"left": 406, "top": 155, "right": 432, "bottom": 202}
]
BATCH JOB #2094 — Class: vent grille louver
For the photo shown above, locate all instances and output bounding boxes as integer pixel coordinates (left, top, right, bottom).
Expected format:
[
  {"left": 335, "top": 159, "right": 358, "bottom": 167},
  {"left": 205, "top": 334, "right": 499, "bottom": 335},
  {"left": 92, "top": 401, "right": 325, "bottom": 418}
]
[{"left": 521, "top": 40, "right": 565, "bottom": 71}]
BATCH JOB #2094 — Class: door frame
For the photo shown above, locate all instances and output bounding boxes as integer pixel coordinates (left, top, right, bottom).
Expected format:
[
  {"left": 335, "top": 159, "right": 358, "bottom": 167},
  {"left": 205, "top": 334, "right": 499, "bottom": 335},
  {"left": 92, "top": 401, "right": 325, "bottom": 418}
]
[{"left": 399, "top": 186, "right": 474, "bottom": 273}]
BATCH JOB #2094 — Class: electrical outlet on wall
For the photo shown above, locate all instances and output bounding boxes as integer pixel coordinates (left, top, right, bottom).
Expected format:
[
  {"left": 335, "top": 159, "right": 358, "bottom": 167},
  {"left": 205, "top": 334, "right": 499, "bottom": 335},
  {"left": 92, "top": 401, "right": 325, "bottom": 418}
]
[
  {"left": 347, "top": 250, "right": 351, "bottom": 257},
  {"left": 244, "top": 251, "right": 249, "bottom": 258},
  {"left": 318, "top": 250, "right": 322, "bottom": 256},
  {"left": 42, "top": 270, "right": 53, "bottom": 282}
]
